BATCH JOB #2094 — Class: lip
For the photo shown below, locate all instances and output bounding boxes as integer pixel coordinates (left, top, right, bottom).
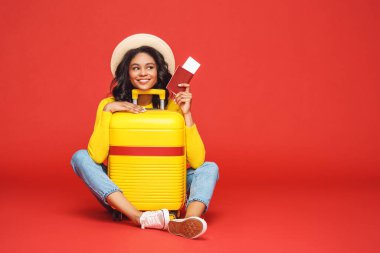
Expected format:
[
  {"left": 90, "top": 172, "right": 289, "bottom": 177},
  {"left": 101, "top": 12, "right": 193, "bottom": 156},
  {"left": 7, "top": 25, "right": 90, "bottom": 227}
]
[{"left": 136, "top": 79, "right": 151, "bottom": 84}]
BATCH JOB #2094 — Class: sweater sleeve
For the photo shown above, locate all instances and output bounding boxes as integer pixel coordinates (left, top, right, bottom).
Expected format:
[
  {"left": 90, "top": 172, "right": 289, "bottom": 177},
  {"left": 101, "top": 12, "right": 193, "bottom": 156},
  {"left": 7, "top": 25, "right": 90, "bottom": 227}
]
[
  {"left": 87, "top": 97, "right": 114, "bottom": 164},
  {"left": 185, "top": 124, "right": 206, "bottom": 169},
  {"left": 87, "top": 98, "right": 205, "bottom": 166},
  {"left": 167, "top": 99, "right": 206, "bottom": 168}
]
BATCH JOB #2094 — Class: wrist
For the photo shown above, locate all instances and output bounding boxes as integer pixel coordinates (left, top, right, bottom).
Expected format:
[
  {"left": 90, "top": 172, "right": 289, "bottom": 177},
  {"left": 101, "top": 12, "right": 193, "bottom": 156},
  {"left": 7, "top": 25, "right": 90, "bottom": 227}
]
[{"left": 183, "top": 112, "right": 194, "bottom": 127}]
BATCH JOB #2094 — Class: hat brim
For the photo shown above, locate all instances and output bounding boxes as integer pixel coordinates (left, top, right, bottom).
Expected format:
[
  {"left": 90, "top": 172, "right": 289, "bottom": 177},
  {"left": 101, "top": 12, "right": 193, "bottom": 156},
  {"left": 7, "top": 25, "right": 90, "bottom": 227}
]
[{"left": 110, "top": 33, "right": 175, "bottom": 77}]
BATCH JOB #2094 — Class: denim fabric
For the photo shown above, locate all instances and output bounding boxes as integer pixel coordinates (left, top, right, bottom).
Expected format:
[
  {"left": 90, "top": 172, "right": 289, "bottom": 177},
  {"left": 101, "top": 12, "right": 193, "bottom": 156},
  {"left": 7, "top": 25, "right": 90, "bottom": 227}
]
[
  {"left": 71, "top": 150, "right": 121, "bottom": 206},
  {"left": 70, "top": 149, "right": 219, "bottom": 211},
  {"left": 186, "top": 162, "right": 219, "bottom": 210}
]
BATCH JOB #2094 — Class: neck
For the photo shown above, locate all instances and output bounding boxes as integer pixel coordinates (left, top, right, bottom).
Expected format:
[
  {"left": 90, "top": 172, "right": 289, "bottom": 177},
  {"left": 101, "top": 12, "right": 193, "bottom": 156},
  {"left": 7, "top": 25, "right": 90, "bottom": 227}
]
[{"left": 137, "top": 94, "right": 153, "bottom": 106}]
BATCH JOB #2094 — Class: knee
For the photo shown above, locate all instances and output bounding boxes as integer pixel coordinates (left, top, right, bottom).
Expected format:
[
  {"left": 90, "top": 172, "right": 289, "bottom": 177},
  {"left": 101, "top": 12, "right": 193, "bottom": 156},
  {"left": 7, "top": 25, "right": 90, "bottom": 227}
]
[
  {"left": 198, "top": 161, "right": 219, "bottom": 181},
  {"left": 71, "top": 149, "right": 89, "bottom": 174}
]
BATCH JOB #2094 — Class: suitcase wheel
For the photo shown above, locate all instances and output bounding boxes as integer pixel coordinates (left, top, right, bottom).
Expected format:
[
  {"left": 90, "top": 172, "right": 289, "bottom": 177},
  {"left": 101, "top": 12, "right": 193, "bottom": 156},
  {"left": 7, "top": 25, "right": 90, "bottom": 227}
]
[
  {"left": 169, "top": 210, "right": 180, "bottom": 220},
  {"left": 112, "top": 210, "right": 123, "bottom": 221}
]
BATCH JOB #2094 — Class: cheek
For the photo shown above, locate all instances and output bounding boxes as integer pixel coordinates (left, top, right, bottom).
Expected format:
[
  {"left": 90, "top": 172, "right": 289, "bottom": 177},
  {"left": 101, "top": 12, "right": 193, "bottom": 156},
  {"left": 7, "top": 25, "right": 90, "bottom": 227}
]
[{"left": 152, "top": 70, "right": 158, "bottom": 80}]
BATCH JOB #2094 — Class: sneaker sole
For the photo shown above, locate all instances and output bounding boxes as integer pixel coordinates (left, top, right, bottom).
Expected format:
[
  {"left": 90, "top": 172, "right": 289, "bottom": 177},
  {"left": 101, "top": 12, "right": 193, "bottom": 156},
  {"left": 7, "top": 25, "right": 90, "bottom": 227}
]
[{"left": 168, "top": 217, "right": 207, "bottom": 239}]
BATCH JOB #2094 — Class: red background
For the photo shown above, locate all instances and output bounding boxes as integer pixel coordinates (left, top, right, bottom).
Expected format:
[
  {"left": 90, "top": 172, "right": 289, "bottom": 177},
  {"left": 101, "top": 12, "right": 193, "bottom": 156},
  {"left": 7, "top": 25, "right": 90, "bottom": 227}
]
[{"left": 1, "top": 0, "right": 379, "bottom": 252}]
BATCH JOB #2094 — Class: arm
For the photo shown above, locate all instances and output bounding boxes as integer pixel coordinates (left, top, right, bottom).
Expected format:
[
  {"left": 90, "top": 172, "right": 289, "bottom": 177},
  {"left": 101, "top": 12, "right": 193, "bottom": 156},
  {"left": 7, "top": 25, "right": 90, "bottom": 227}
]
[
  {"left": 172, "top": 84, "right": 206, "bottom": 168},
  {"left": 88, "top": 97, "right": 147, "bottom": 163},
  {"left": 87, "top": 98, "right": 114, "bottom": 164},
  {"left": 185, "top": 124, "right": 206, "bottom": 168}
]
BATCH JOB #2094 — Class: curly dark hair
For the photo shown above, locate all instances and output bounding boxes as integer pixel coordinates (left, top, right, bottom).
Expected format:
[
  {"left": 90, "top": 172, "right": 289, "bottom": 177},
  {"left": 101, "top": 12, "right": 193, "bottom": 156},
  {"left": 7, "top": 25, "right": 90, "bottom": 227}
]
[{"left": 110, "top": 46, "right": 172, "bottom": 108}]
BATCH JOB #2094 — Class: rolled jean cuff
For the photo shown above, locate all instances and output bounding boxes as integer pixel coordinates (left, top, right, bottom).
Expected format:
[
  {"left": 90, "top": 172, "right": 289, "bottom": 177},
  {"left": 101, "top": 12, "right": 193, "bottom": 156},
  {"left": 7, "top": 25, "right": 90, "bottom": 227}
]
[
  {"left": 186, "top": 198, "right": 209, "bottom": 213},
  {"left": 103, "top": 188, "right": 123, "bottom": 205}
]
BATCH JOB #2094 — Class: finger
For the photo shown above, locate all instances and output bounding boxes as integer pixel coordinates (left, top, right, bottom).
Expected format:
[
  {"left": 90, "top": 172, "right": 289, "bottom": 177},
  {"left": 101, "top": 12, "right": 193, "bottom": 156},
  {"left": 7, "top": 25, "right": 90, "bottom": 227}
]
[
  {"left": 131, "top": 107, "right": 142, "bottom": 113},
  {"left": 123, "top": 104, "right": 142, "bottom": 113},
  {"left": 176, "top": 94, "right": 192, "bottom": 100},
  {"left": 133, "top": 105, "right": 145, "bottom": 113},
  {"left": 136, "top": 106, "right": 146, "bottom": 112},
  {"left": 125, "top": 106, "right": 139, "bottom": 113},
  {"left": 125, "top": 103, "right": 145, "bottom": 112},
  {"left": 176, "top": 98, "right": 191, "bottom": 104},
  {"left": 178, "top": 83, "right": 190, "bottom": 92},
  {"left": 175, "top": 97, "right": 183, "bottom": 105},
  {"left": 177, "top": 100, "right": 190, "bottom": 106},
  {"left": 182, "top": 93, "right": 192, "bottom": 99},
  {"left": 122, "top": 103, "right": 134, "bottom": 110},
  {"left": 121, "top": 102, "right": 143, "bottom": 109},
  {"left": 176, "top": 91, "right": 193, "bottom": 97}
]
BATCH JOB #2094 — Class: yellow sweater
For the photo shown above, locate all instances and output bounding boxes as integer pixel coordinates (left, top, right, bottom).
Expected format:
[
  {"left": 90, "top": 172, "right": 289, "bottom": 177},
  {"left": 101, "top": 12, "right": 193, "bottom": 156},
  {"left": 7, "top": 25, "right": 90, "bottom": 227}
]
[{"left": 87, "top": 97, "right": 205, "bottom": 168}]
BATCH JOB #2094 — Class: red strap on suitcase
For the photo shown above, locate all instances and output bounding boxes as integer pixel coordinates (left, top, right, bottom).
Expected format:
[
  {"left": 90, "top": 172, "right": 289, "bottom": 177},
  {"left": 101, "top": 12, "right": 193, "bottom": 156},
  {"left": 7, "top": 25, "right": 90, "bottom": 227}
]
[{"left": 109, "top": 146, "right": 184, "bottom": 156}]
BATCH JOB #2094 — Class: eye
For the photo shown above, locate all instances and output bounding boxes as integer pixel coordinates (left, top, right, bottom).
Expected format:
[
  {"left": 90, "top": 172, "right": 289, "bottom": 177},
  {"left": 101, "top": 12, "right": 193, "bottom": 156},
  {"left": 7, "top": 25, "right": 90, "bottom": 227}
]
[{"left": 132, "top": 66, "right": 139, "bottom": 71}]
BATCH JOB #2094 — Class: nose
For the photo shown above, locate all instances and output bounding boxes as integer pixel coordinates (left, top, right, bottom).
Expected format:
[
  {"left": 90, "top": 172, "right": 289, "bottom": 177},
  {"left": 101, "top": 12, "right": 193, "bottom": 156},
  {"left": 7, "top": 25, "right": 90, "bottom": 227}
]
[{"left": 139, "top": 68, "right": 147, "bottom": 76}]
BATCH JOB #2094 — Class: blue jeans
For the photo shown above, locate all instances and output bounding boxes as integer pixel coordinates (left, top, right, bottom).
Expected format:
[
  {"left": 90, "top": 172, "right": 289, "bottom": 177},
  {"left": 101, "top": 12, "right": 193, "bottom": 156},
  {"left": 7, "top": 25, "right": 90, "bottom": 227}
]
[{"left": 71, "top": 149, "right": 219, "bottom": 212}]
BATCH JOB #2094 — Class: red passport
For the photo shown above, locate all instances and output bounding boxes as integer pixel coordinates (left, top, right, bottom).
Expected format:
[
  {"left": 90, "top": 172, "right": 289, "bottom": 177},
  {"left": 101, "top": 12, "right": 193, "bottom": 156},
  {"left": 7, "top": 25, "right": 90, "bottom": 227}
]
[
  {"left": 166, "top": 57, "right": 200, "bottom": 96},
  {"left": 166, "top": 66, "right": 194, "bottom": 95}
]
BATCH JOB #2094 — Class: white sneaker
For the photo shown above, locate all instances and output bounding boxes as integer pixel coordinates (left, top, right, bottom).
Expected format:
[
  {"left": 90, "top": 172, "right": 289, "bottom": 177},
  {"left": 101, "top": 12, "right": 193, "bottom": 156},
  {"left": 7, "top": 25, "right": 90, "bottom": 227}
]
[
  {"left": 168, "top": 217, "right": 207, "bottom": 239},
  {"left": 140, "top": 209, "right": 170, "bottom": 230}
]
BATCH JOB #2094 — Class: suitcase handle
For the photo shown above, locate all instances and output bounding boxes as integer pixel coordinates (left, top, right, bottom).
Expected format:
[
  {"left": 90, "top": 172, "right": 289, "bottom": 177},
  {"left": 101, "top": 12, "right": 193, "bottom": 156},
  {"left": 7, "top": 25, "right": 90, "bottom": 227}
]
[{"left": 132, "top": 89, "right": 166, "bottom": 110}]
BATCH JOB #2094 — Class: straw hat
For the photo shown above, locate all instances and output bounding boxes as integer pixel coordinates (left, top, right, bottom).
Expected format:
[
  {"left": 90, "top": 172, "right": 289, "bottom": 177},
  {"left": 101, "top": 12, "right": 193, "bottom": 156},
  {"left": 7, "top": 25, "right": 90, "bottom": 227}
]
[{"left": 110, "top": 33, "right": 175, "bottom": 76}]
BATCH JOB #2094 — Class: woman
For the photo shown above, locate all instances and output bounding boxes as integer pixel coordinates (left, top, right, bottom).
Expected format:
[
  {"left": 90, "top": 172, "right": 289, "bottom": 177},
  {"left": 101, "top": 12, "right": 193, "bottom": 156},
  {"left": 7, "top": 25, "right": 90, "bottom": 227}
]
[{"left": 71, "top": 34, "right": 219, "bottom": 239}]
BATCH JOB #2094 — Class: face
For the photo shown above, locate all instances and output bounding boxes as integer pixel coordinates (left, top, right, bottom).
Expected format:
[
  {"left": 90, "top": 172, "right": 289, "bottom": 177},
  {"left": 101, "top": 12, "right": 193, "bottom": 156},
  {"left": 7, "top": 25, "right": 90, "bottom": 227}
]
[{"left": 129, "top": 52, "right": 158, "bottom": 90}]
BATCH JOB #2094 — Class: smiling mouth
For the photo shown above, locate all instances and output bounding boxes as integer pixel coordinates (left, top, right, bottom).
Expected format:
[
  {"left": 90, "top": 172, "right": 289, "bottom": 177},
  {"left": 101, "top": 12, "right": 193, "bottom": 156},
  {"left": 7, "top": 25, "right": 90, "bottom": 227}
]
[{"left": 137, "top": 79, "right": 151, "bottom": 84}]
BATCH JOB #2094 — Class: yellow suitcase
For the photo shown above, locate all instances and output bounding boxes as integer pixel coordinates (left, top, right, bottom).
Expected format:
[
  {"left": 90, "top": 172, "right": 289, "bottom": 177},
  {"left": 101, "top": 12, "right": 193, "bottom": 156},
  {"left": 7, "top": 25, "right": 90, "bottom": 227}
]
[{"left": 108, "top": 89, "right": 186, "bottom": 218}]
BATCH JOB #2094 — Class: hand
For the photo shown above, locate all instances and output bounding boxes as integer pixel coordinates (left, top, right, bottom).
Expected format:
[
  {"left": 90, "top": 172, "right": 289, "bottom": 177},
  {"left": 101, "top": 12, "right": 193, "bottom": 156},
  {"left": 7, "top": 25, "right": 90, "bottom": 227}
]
[
  {"left": 175, "top": 83, "right": 192, "bottom": 115},
  {"left": 103, "top": 101, "right": 146, "bottom": 113}
]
